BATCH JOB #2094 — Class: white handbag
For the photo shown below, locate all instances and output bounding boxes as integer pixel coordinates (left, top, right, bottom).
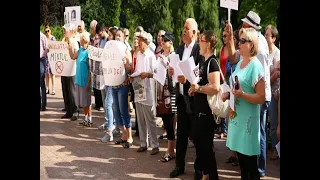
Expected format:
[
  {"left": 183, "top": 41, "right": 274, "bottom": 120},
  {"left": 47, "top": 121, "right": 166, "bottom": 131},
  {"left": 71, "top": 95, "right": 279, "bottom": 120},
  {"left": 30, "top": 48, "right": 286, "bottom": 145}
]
[{"left": 207, "top": 58, "right": 230, "bottom": 119}]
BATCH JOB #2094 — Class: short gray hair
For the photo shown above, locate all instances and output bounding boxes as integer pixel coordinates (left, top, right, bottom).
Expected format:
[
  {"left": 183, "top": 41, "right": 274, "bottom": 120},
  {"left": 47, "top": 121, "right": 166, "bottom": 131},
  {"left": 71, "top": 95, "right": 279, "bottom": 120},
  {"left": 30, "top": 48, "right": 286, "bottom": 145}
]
[
  {"left": 90, "top": 20, "right": 98, "bottom": 29},
  {"left": 185, "top": 18, "right": 198, "bottom": 31}
]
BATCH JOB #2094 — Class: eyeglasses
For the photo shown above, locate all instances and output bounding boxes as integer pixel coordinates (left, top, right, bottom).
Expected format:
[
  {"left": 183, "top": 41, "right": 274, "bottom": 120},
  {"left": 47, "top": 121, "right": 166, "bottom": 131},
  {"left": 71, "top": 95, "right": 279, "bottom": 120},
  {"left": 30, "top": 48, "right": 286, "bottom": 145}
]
[
  {"left": 239, "top": 38, "right": 251, "bottom": 44},
  {"left": 163, "top": 39, "right": 171, "bottom": 42},
  {"left": 45, "top": 30, "right": 50, "bottom": 33},
  {"left": 125, "top": 35, "right": 129, "bottom": 37}
]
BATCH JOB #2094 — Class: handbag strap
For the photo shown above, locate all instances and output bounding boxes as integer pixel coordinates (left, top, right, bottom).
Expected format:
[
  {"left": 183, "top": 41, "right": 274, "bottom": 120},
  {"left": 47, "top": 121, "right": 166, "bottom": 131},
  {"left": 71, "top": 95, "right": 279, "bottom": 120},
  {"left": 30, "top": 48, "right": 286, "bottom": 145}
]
[{"left": 207, "top": 57, "right": 225, "bottom": 82}]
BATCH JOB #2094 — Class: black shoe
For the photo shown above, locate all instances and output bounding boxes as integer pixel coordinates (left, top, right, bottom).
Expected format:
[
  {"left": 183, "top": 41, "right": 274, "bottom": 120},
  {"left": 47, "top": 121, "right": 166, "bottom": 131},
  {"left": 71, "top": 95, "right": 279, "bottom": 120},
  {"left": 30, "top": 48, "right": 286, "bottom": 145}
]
[
  {"left": 194, "top": 170, "right": 203, "bottom": 180},
  {"left": 169, "top": 167, "right": 184, "bottom": 178},
  {"left": 137, "top": 147, "right": 147, "bottom": 152},
  {"left": 61, "top": 114, "right": 72, "bottom": 119},
  {"left": 40, "top": 107, "right": 46, "bottom": 111},
  {"left": 70, "top": 116, "right": 78, "bottom": 121},
  {"left": 150, "top": 148, "right": 159, "bottom": 155}
]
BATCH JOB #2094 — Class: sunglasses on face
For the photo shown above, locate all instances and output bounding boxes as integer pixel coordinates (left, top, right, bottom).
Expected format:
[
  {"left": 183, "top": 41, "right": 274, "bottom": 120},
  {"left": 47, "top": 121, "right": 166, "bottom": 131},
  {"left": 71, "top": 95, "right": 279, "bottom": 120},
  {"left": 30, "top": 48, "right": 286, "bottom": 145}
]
[
  {"left": 163, "top": 39, "right": 171, "bottom": 42},
  {"left": 239, "top": 38, "right": 251, "bottom": 44},
  {"left": 45, "top": 30, "right": 50, "bottom": 33}
]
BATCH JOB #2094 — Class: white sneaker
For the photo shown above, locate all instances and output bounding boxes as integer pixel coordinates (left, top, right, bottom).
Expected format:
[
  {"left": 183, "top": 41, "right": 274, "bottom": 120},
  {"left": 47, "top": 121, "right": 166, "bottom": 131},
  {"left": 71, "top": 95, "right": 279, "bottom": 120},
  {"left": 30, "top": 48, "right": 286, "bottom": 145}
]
[{"left": 101, "top": 132, "right": 113, "bottom": 142}]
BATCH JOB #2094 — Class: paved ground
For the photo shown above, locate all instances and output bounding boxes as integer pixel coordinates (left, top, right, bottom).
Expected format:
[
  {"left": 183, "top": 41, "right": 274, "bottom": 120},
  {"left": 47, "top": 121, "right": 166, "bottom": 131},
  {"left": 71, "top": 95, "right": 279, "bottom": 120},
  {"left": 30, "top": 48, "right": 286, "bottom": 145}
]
[{"left": 40, "top": 76, "right": 280, "bottom": 180}]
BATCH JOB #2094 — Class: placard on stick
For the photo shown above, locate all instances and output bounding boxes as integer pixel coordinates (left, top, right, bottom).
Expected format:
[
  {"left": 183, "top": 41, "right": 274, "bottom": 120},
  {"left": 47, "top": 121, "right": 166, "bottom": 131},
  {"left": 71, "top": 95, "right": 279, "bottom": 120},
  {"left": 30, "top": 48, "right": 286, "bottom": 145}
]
[
  {"left": 220, "top": 0, "right": 239, "bottom": 23},
  {"left": 65, "top": 6, "right": 81, "bottom": 26}
]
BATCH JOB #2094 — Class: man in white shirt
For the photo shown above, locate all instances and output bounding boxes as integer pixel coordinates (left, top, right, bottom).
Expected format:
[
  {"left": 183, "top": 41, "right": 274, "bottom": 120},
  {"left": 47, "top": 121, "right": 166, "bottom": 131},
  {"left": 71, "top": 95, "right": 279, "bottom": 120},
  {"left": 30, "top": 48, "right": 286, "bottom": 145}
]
[
  {"left": 133, "top": 31, "right": 159, "bottom": 155},
  {"left": 241, "top": 11, "right": 271, "bottom": 177}
]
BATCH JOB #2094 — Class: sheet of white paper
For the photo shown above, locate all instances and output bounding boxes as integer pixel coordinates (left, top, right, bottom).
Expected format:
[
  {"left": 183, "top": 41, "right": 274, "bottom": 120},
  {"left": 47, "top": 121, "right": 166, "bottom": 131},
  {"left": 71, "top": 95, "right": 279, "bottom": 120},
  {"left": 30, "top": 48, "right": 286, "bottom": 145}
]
[
  {"left": 153, "top": 59, "right": 167, "bottom": 86},
  {"left": 178, "top": 56, "right": 199, "bottom": 84},
  {"left": 130, "top": 71, "right": 141, "bottom": 77},
  {"left": 275, "top": 141, "right": 280, "bottom": 158},
  {"left": 168, "top": 54, "right": 183, "bottom": 83}
]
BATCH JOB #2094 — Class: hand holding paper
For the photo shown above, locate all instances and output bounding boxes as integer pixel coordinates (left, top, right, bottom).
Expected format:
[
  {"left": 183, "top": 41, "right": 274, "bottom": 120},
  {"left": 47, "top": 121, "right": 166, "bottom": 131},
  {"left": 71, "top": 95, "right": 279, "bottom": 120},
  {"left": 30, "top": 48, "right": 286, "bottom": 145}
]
[{"left": 168, "top": 54, "right": 183, "bottom": 82}]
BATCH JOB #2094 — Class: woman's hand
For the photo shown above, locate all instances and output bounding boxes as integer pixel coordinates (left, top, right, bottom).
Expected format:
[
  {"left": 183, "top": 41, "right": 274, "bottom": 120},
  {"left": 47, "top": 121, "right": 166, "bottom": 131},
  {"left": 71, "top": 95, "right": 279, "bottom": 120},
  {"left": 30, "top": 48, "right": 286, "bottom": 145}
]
[
  {"left": 191, "top": 84, "right": 200, "bottom": 92},
  {"left": 232, "top": 86, "right": 244, "bottom": 98}
]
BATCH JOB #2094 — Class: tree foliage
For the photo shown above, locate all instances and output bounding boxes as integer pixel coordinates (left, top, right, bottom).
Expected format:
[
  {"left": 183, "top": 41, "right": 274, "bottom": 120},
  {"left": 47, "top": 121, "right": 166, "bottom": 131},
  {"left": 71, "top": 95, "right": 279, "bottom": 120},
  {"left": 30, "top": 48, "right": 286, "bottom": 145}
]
[{"left": 40, "top": 0, "right": 280, "bottom": 48}]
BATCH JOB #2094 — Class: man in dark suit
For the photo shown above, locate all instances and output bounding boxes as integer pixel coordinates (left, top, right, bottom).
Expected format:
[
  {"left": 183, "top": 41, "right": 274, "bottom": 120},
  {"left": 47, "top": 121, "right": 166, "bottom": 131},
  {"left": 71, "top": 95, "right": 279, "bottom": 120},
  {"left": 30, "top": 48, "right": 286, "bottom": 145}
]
[{"left": 168, "top": 18, "right": 202, "bottom": 179}]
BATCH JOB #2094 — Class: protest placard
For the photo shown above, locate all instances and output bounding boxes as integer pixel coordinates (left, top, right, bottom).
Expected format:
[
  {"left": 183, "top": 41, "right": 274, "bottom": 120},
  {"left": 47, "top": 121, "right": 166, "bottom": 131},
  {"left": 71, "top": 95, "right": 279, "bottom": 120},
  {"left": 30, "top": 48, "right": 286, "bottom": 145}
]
[
  {"left": 101, "top": 40, "right": 127, "bottom": 86},
  {"left": 47, "top": 41, "right": 76, "bottom": 76}
]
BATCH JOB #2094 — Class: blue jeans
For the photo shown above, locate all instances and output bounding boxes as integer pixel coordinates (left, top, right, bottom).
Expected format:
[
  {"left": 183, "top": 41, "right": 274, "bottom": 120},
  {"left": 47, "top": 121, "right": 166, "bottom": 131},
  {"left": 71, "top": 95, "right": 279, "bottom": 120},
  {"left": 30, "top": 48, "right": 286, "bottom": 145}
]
[
  {"left": 40, "top": 59, "right": 47, "bottom": 109},
  {"left": 101, "top": 86, "right": 114, "bottom": 131},
  {"left": 112, "top": 86, "right": 131, "bottom": 128},
  {"left": 217, "top": 118, "right": 227, "bottom": 134},
  {"left": 268, "top": 95, "right": 279, "bottom": 148},
  {"left": 258, "top": 101, "right": 270, "bottom": 176}
]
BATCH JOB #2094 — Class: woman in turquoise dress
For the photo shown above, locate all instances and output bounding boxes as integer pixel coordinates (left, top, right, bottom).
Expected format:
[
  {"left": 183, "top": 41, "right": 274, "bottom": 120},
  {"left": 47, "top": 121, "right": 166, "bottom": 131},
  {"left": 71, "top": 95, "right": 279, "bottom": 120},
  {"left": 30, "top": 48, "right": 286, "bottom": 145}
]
[{"left": 222, "top": 27, "right": 265, "bottom": 180}]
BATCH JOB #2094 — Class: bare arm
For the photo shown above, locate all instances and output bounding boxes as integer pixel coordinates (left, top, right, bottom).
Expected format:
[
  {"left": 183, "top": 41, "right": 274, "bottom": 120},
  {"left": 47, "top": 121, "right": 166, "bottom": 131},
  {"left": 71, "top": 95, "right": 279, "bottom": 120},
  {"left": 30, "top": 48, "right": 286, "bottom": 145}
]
[
  {"left": 124, "top": 50, "right": 133, "bottom": 73},
  {"left": 240, "top": 79, "right": 265, "bottom": 104},
  {"left": 225, "top": 22, "right": 238, "bottom": 64},
  {"left": 68, "top": 42, "right": 78, "bottom": 60},
  {"left": 201, "top": 71, "right": 220, "bottom": 96}
]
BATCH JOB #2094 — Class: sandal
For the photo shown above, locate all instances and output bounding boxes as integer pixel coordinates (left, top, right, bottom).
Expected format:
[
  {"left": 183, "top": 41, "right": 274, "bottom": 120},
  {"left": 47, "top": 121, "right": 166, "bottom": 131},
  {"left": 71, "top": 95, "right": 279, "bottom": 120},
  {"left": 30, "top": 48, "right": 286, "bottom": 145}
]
[
  {"left": 123, "top": 141, "right": 133, "bottom": 148},
  {"left": 160, "top": 153, "right": 175, "bottom": 162},
  {"left": 51, "top": 90, "right": 55, "bottom": 95},
  {"left": 115, "top": 139, "right": 127, "bottom": 145}
]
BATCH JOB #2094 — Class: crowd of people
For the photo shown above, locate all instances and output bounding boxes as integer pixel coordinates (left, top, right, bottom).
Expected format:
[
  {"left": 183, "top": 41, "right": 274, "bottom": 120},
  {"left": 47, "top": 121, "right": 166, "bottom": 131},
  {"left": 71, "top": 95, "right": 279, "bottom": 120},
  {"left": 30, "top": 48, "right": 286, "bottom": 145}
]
[{"left": 40, "top": 10, "right": 280, "bottom": 180}]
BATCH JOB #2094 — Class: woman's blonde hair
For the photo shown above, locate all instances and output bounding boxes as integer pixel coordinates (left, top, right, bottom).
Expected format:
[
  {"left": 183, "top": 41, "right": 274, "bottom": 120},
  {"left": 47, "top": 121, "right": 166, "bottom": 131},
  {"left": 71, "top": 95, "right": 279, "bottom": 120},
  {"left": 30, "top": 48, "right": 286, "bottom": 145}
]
[
  {"left": 239, "top": 28, "right": 259, "bottom": 57},
  {"left": 80, "top": 33, "right": 89, "bottom": 46}
]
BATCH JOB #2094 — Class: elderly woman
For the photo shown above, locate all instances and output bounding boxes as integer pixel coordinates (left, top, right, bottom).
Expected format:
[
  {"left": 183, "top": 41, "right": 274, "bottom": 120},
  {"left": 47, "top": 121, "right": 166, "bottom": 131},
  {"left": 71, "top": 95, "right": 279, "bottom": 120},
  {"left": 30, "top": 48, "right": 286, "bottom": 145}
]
[
  {"left": 68, "top": 33, "right": 92, "bottom": 126},
  {"left": 222, "top": 28, "right": 265, "bottom": 180},
  {"left": 188, "top": 30, "right": 220, "bottom": 180}
]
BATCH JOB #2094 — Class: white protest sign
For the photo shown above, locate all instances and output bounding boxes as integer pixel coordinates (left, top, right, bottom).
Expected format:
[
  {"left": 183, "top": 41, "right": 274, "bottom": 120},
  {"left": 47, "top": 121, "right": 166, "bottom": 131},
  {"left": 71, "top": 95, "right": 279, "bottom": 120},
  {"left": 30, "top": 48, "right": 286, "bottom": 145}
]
[
  {"left": 220, "top": 0, "right": 239, "bottom": 23},
  {"left": 88, "top": 45, "right": 103, "bottom": 62},
  {"left": 47, "top": 41, "right": 76, "bottom": 76},
  {"left": 101, "top": 40, "right": 127, "bottom": 86},
  {"left": 65, "top": 6, "right": 81, "bottom": 26}
]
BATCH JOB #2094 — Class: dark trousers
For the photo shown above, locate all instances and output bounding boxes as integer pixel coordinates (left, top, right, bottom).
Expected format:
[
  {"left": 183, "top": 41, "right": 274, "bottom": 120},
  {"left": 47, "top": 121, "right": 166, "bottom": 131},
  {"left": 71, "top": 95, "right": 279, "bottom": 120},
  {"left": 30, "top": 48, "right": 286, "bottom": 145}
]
[
  {"left": 193, "top": 112, "right": 219, "bottom": 179},
  {"left": 237, "top": 152, "right": 260, "bottom": 180},
  {"left": 40, "top": 59, "right": 47, "bottom": 109},
  {"left": 161, "top": 114, "right": 175, "bottom": 140},
  {"left": 61, "top": 76, "right": 77, "bottom": 116},
  {"left": 175, "top": 94, "right": 194, "bottom": 169},
  {"left": 93, "top": 88, "right": 103, "bottom": 108}
]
